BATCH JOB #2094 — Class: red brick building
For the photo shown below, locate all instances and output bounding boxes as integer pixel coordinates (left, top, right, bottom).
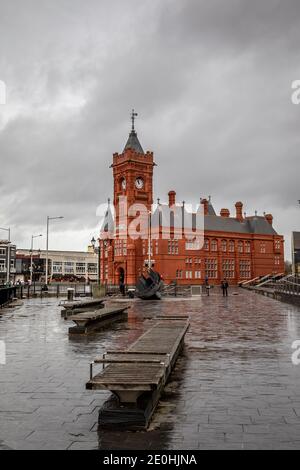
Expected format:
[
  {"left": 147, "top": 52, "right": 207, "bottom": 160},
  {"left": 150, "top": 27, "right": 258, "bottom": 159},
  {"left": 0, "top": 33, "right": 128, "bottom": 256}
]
[{"left": 99, "top": 119, "right": 284, "bottom": 286}]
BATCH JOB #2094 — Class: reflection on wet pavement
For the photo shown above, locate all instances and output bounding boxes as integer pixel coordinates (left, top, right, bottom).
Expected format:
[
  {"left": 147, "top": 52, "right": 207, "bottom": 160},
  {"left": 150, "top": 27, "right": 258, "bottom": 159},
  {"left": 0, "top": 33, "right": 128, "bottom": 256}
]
[{"left": 0, "top": 289, "right": 300, "bottom": 449}]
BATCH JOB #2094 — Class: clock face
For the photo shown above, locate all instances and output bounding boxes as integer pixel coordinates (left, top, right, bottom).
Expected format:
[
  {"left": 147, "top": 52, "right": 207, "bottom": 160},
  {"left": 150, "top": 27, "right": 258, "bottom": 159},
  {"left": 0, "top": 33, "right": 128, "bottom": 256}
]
[
  {"left": 135, "top": 177, "right": 144, "bottom": 189},
  {"left": 121, "top": 178, "right": 126, "bottom": 190}
]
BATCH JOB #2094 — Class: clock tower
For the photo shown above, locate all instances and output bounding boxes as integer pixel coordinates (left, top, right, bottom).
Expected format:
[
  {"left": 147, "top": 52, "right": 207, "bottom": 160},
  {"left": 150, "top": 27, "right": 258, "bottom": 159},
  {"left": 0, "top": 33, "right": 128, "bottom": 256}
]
[
  {"left": 112, "top": 110, "right": 155, "bottom": 213},
  {"left": 105, "top": 111, "right": 155, "bottom": 286}
]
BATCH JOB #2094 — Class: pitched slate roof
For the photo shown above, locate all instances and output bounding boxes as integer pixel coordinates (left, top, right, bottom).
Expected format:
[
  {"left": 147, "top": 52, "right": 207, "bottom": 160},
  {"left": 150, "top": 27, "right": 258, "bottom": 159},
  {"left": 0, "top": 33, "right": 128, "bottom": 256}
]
[
  {"left": 151, "top": 204, "right": 278, "bottom": 235},
  {"left": 123, "top": 130, "right": 144, "bottom": 154},
  {"left": 204, "top": 215, "right": 277, "bottom": 235},
  {"left": 207, "top": 199, "right": 216, "bottom": 216}
]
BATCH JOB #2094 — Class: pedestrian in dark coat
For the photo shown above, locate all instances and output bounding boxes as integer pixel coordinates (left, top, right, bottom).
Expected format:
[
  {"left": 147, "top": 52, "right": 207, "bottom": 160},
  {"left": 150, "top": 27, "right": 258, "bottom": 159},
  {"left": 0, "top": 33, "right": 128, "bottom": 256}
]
[{"left": 221, "top": 279, "right": 229, "bottom": 297}]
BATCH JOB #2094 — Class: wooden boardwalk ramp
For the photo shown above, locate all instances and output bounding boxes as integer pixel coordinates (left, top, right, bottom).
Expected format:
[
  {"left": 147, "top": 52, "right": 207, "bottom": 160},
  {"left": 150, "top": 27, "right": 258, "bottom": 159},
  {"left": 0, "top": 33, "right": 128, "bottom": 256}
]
[
  {"left": 86, "top": 316, "right": 189, "bottom": 429},
  {"left": 68, "top": 305, "right": 129, "bottom": 335}
]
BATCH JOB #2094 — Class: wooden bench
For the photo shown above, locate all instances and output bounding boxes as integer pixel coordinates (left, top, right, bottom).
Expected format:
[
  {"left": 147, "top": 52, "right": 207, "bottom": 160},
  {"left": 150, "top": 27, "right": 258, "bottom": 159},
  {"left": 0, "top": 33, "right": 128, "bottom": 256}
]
[
  {"left": 61, "top": 297, "right": 105, "bottom": 316},
  {"left": 68, "top": 305, "right": 129, "bottom": 335},
  {"left": 86, "top": 316, "right": 189, "bottom": 428}
]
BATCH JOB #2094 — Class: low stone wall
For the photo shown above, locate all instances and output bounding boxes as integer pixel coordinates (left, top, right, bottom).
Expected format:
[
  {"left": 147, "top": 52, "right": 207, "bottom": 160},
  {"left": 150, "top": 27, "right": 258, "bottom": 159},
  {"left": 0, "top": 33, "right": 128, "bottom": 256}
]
[{"left": 274, "top": 291, "right": 300, "bottom": 307}]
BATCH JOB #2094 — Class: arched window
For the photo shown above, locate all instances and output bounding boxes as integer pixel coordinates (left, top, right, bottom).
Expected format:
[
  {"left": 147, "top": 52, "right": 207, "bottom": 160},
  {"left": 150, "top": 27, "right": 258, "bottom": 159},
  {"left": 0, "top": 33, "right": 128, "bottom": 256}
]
[
  {"left": 260, "top": 242, "right": 266, "bottom": 253},
  {"left": 204, "top": 238, "right": 209, "bottom": 251},
  {"left": 229, "top": 240, "right": 235, "bottom": 252},
  {"left": 238, "top": 241, "right": 243, "bottom": 253},
  {"left": 221, "top": 240, "right": 227, "bottom": 252},
  {"left": 211, "top": 239, "right": 218, "bottom": 252},
  {"left": 245, "top": 241, "right": 251, "bottom": 253}
]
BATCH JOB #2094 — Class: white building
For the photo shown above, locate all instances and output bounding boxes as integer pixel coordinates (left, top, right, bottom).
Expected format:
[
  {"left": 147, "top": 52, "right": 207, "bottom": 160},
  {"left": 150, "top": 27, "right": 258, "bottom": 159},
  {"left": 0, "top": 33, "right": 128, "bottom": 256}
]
[
  {"left": 16, "top": 248, "right": 98, "bottom": 282},
  {"left": 0, "top": 240, "right": 16, "bottom": 284}
]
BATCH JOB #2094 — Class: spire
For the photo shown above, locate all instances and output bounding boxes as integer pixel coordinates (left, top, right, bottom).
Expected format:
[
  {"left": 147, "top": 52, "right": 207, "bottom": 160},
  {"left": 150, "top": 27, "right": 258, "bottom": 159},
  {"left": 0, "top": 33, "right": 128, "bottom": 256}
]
[
  {"left": 123, "top": 109, "right": 144, "bottom": 154},
  {"left": 131, "top": 109, "right": 137, "bottom": 132}
]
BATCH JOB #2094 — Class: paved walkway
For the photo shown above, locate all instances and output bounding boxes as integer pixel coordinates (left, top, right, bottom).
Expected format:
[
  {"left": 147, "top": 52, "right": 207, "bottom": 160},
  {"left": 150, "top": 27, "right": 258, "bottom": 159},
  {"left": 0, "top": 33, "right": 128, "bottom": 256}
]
[{"left": 0, "top": 289, "right": 300, "bottom": 449}]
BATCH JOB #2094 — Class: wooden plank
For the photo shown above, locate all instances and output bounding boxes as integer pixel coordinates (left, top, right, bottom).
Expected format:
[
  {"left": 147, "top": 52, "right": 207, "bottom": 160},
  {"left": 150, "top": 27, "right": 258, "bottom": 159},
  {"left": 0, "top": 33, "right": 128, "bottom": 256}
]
[
  {"left": 62, "top": 297, "right": 105, "bottom": 310},
  {"left": 86, "top": 317, "right": 190, "bottom": 426},
  {"left": 68, "top": 305, "right": 129, "bottom": 335},
  {"left": 68, "top": 306, "right": 129, "bottom": 325}
]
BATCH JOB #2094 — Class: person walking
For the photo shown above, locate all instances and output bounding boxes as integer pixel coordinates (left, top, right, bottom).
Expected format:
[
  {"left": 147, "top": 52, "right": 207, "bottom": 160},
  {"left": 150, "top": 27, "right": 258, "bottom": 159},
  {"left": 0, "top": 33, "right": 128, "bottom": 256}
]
[{"left": 221, "top": 279, "right": 229, "bottom": 297}]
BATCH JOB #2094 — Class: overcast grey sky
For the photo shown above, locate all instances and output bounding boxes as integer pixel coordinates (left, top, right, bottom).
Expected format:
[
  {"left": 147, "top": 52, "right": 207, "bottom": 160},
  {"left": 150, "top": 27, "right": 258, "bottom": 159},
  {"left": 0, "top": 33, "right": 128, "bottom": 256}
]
[{"left": 0, "top": 0, "right": 299, "bottom": 258}]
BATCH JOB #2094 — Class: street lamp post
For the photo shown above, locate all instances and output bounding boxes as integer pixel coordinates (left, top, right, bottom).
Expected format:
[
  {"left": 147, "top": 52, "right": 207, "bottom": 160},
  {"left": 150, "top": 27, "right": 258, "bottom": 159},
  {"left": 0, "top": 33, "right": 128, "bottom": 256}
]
[
  {"left": 30, "top": 234, "right": 43, "bottom": 284},
  {"left": 0, "top": 227, "right": 11, "bottom": 284},
  {"left": 91, "top": 237, "right": 101, "bottom": 286},
  {"left": 46, "top": 216, "right": 64, "bottom": 285}
]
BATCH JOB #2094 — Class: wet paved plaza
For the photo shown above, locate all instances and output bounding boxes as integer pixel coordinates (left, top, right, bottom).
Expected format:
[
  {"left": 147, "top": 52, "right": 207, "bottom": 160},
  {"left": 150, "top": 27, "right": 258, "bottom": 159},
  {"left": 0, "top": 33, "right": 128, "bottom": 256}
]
[{"left": 0, "top": 289, "right": 300, "bottom": 450}]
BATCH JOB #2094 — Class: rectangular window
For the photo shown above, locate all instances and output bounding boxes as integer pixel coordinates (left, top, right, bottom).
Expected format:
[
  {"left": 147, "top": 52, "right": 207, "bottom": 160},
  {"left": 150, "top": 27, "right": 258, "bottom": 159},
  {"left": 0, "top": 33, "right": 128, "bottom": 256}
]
[
  {"left": 76, "top": 262, "right": 86, "bottom": 274},
  {"left": 260, "top": 242, "right": 266, "bottom": 253},
  {"left": 222, "top": 259, "right": 235, "bottom": 279},
  {"left": 53, "top": 261, "right": 63, "bottom": 273},
  {"left": 64, "top": 261, "right": 74, "bottom": 274},
  {"left": 205, "top": 259, "right": 218, "bottom": 279},
  {"left": 0, "top": 249, "right": 6, "bottom": 256},
  {"left": 87, "top": 263, "right": 97, "bottom": 274},
  {"left": 239, "top": 260, "right": 251, "bottom": 279},
  {"left": 0, "top": 260, "right": 6, "bottom": 272},
  {"left": 168, "top": 240, "right": 178, "bottom": 254},
  {"left": 195, "top": 270, "right": 201, "bottom": 279},
  {"left": 245, "top": 241, "right": 251, "bottom": 253}
]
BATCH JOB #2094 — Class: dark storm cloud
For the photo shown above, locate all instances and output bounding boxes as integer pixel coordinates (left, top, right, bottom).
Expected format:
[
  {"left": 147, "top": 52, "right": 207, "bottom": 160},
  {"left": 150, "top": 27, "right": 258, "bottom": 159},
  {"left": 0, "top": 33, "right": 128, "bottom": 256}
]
[{"left": 0, "top": 0, "right": 299, "bottom": 253}]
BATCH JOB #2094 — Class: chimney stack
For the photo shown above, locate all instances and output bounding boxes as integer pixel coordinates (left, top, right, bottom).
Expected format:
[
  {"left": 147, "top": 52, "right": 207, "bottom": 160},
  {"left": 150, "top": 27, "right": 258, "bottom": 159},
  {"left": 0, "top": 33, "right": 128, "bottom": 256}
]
[
  {"left": 235, "top": 201, "right": 243, "bottom": 222},
  {"left": 265, "top": 213, "right": 273, "bottom": 225},
  {"left": 168, "top": 190, "right": 176, "bottom": 207},
  {"left": 220, "top": 208, "right": 230, "bottom": 218},
  {"left": 201, "top": 198, "right": 209, "bottom": 215}
]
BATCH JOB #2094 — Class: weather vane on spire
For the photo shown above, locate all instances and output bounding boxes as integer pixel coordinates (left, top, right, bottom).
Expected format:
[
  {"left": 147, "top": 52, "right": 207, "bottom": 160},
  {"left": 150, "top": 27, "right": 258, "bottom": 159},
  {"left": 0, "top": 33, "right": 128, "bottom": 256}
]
[{"left": 131, "top": 109, "right": 138, "bottom": 132}]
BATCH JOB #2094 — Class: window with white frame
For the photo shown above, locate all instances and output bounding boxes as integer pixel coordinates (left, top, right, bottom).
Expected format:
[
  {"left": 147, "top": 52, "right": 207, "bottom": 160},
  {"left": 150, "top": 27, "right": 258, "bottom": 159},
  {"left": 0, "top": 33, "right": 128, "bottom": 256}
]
[
  {"left": 168, "top": 239, "right": 178, "bottom": 254},
  {"left": 76, "top": 262, "right": 86, "bottom": 274},
  {"left": 238, "top": 241, "right": 243, "bottom": 253},
  {"left": 64, "top": 261, "right": 74, "bottom": 274},
  {"left": 275, "top": 256, "right": 280, "bottom": 266},
  {"left": 275, "top": 240, "right": 281, "bottom": 251},
  {"left": 222, "top": 259, "right": 235, "bottom": 279},
  {"left": 53, "top": 262, "right": 63, "bottom": 273},
  {"left": 176, "top": 269, "right": 183, "bottom": 279},
  {"left": 195, "top": 270, "right": 201, "bottom": 279},
  {"left": 221, "top": 240, "right": 227, "bottom": 252},
  {"left": 87, "top": 263, "right": 97, "bottom": 274},
  {"left": 229, "top": 240, "right": 235, "bottom": 252},
  {"left": 239, "top": 260, "right": 251, "bottom": 278},
  {"left": 245, "top": 241, "right": 251, "bottom": 253},
  {"left": 260, "top": 242, "right": 266, "bottom": 253},
  {"left": 185, "top": 270, "right": 192, "bottom": 279},
  {"left": 211, "top": 239, "right": 218, "bottom": 251},
  {"left": 205, "top": 258, "right": 218, "bottom": 278}
]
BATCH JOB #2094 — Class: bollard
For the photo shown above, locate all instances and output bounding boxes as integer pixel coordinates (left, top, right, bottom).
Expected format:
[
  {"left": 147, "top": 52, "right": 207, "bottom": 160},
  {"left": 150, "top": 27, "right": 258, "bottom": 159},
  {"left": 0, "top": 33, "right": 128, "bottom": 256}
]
[{"left": 67, "top": 288, "right": 75, "bottom": 302}]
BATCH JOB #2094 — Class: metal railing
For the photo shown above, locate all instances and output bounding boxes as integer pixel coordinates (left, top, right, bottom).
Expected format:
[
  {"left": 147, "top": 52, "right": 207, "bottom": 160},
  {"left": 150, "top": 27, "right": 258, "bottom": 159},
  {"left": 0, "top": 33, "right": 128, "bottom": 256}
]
[
  {"left": 275, "top": 275, "right": 300, "bottom": 296},
  {"left": 0, "top": 282, "right": 93, "bottom": 300}
]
